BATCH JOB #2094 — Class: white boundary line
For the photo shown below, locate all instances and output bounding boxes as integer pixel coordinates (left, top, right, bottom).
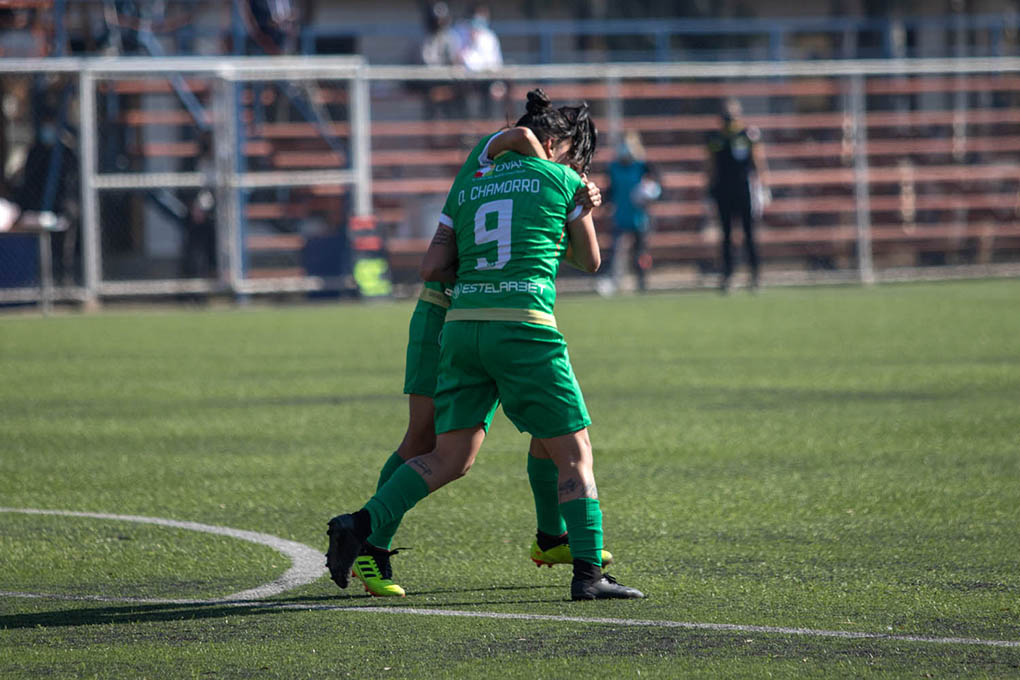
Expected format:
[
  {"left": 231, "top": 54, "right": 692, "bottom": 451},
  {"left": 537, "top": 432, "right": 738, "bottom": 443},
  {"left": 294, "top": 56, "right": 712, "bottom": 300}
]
[
  {"left": 0, "top": 508, "right": 325, "bottom": 603},
  {"left": 2, "top": 508, "right": 1018, "bottom": 650},
  {"left": 276, "top": 605, "right": 1020, "bottom": 649}
]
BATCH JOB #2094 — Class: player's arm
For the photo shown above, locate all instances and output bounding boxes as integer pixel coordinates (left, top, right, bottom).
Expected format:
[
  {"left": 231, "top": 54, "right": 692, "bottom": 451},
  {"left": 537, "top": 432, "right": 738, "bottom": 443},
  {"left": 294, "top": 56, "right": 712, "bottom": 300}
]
[
  {"left": 749, "top": 127, "right": 770, "bottom": 189},
  {"left": 564, "top": 212, "right": 600, "bottom": 274},
  {"left": 420, "top": 223, "right": 459, "bottom": 284},
  {"left": 485, "top": 127, "right": 545, "bottom": 160},
  {"left": 573, "top": 174, "right": 602, "bottom": 214},
  {"left": 705, "top": 141, "right": 717, "bottom": 196}
]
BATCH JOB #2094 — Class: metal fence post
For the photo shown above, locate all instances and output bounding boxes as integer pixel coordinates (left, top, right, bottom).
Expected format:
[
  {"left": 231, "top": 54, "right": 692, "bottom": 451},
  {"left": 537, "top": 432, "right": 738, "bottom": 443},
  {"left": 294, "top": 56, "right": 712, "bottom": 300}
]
[
  {"left": 350, "top": 65, "right": 373, "bottom": 217},
  {"left": 213, "top": 74, "right": 243, "bottom": 297},
  {"left": 606, "top": 71, "right": 623, "bottom": 149},
  {"left": 849, "top": 73, "right": 875, "bottom": 285},
  {"left": 78, "top": 67, "right": 101, "bottom": 309}
]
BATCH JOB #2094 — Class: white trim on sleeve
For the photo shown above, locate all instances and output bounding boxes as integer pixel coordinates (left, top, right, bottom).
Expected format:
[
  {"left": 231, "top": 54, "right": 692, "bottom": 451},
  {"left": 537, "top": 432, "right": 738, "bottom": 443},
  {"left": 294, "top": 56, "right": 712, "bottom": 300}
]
[
  {"left": 476, "top": 131, "right": 504, "bottom": 167},
  {"left": 566, "top": 204, "right": 584, "bottom": 222},
  {"left": 438, "top": 213, "right": 454, "bottom": 227}
]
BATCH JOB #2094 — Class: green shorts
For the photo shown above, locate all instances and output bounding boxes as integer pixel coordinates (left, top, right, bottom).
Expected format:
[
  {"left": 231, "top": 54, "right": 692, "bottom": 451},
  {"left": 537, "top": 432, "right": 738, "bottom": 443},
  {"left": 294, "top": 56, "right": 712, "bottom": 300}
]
[
  {"left": 433, "top": 320, "right": 591, "bottom": 439},
  {"left": 402, "top": 299, "right": 447, "bottom": 397}
]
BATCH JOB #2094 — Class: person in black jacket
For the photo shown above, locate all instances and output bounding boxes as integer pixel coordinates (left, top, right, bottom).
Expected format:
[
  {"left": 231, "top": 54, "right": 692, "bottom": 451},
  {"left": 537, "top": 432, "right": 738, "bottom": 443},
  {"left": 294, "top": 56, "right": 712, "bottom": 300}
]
[{"left": 706, "top": 98, "right": 769, "bottom": 292}]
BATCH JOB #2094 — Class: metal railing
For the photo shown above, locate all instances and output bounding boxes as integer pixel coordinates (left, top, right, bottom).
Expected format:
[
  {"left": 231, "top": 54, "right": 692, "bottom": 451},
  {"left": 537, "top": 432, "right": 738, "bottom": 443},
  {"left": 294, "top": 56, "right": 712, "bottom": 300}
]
[
  {"left": 1, "top": 56, "right": 369, "bottom": 307},
  {"left": 2, "top": 56, "right": 1019, "bottom": 307}
]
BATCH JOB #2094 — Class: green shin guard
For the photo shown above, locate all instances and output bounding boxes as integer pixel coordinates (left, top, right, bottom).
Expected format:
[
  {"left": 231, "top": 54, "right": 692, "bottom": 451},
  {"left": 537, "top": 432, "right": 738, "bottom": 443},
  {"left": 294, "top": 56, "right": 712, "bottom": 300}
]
[
  {"left": 366, "top": 452, "right": 406, "bottom": 550},
  {"left": 363, "top": 463, "right": 431, "bottom": 537},
  {"left": 527, "top": 455, "right": 567, "bottom": 537},
  {"left": 559, "top": 497, "right": 604, "bottom": 568}
]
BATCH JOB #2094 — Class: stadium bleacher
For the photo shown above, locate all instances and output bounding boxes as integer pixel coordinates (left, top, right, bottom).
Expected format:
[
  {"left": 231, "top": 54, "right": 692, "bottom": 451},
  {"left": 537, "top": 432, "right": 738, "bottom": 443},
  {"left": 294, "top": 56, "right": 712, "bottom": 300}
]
[
  {"left": 108, "top": 73, "right": 1018, "bottom": 283},
  {"left": 2, "top": 4, "right": 1019, "bottom": 303}
]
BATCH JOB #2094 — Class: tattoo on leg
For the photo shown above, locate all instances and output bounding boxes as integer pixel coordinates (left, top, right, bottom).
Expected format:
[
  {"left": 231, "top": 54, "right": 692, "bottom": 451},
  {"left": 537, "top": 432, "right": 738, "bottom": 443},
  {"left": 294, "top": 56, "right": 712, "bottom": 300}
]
[
  {"left": 409, "top": 458, "right": 432, "bottom": 477},
  {"left": 559, "top": 478, "right": 598, "bottom": 500},
  {"left": 431, "top": 226, "right": 454, "bottom": 246}
]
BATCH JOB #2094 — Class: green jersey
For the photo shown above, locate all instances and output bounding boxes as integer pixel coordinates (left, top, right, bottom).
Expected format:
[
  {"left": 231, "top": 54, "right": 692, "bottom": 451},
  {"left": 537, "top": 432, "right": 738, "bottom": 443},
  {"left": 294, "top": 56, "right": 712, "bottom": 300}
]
[{"left": 439, "top": 134, "right": 585, "bottom": 326}]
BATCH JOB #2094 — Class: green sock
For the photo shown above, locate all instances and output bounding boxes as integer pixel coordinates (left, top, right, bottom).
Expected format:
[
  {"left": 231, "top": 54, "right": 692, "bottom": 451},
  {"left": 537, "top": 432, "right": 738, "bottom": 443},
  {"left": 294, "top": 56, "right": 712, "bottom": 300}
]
[
  {"left": 560, "top": 497, "right": 603, "bottom": 567},
  {"left": 527, "top": 455, "right": 567, "bottom": 537},
  {"left": 366, "top": 452, "right": 405, "bottom": 549},
  {"left": 363, "top": 464, "right": 430, "bottom": 537}
]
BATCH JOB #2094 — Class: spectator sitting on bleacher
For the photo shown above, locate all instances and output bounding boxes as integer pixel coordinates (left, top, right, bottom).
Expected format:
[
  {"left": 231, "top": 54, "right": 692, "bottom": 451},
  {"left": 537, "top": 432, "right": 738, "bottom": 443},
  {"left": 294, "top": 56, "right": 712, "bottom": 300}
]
[{"left": 454, "top": 3, "right": 506, "bottom": 119}]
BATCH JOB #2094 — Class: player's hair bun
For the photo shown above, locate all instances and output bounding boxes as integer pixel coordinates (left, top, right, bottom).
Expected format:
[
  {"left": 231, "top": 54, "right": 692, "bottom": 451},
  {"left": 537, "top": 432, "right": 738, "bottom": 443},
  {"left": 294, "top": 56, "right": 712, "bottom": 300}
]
[{"left": 525, "top": 89, "right": 552, "bottom": 115}]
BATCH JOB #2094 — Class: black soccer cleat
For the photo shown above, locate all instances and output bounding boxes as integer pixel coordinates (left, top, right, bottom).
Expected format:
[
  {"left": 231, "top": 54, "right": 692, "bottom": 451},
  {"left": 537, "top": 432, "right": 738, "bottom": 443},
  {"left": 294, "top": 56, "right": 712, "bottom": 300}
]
[
  {"left": 571, "top": 573, "right": 645, "bottom": 601},
  {"left": 325, "top": 514, "right": 364, "bottom": 590}
]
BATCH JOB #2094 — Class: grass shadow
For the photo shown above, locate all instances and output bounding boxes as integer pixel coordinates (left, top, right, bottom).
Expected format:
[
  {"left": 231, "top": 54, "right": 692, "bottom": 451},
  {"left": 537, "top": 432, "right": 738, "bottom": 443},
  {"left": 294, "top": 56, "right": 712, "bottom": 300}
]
[{"left": 0, "top": 585, "right": 569, "bottom": 629}]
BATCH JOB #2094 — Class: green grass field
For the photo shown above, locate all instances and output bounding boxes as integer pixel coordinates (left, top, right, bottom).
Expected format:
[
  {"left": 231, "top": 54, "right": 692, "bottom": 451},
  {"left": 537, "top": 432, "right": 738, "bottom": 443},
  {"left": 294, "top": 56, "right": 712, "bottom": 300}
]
[{"left": 2, "top": 279, "right": 1019, "bottom": 679}]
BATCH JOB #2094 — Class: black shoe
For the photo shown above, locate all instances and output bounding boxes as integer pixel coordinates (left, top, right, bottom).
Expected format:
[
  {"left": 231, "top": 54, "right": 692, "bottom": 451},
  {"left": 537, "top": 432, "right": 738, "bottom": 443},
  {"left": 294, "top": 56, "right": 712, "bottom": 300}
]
[
  {"left": 571, "top": 573, "right": 645, "bottom": 600},
  {"left": 325, "top": 514, "right": 364, "bottom": 589}
]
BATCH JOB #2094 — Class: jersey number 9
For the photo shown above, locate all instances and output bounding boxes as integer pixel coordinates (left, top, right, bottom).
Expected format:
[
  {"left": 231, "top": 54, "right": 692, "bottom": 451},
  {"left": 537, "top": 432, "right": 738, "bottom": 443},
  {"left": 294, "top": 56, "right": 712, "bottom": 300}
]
[{"left": 473, "top": 199, "right": 513, "bottom": 271}]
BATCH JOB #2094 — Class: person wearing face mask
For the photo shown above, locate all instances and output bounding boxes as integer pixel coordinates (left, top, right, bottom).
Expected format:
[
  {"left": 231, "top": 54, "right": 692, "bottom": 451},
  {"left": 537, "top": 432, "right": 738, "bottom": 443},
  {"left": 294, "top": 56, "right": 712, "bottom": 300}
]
[
  {"left": 601, "top": 131, "right": 660, "bottom": 294},
  {"left": 706, "top": 98, "right": 769, "bottom": 293},
  {"left": 455, "top": 3, "right": 506, "bottom": 119}
]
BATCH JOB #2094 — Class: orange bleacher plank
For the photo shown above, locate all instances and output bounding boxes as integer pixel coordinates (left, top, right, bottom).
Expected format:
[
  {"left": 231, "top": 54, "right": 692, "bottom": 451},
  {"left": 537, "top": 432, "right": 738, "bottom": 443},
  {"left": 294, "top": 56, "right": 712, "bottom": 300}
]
[
  {"left": 361, "top": 133, "right": 1020, "bottom": 172},
  {"left": 511, "top": 77, "right": 1020, "bottom": 104},
  {"left": 372, "top": 177, "right": 455, "bottom": 195},
  {"left": 865, "top": 75, "right": 1020, "bottom": 95},
  {"left": 138, "top": 140, "right": 272, "bottom": 158},
  {"left": 510, "top": 80, "right": 844, "bottom": 102},
  {"left": 246, "top": 203, "right": 313, "bottom": 220},
  {"left": 246, "top": 110, "right": 1016, "bottom": 146},
  {"left": 272, "top": 151, "right": 346, "bottom": 168},
  {"left": 372, "top": 148, "right": 468, "bottom": 165},
  {"left": 864, "top": 109, "right": 1020, "bottom": 127},
  {"left": 140, "top": 141, "right": 200, "bottom": 158},
  {"left": 246, "top": 234, "right": 305, "bottom": 250},
  {"left": 246, "top": 267, "right": 306, "bottom": 279},
  {"left": 121, "top": 109, "right": 211, "bottom": 126},
  {"left": 100, "top": 78, "right": 211, "bottom": 95},
  {"left": 253, "top": 121, "right": 352, "bottom": 138}
]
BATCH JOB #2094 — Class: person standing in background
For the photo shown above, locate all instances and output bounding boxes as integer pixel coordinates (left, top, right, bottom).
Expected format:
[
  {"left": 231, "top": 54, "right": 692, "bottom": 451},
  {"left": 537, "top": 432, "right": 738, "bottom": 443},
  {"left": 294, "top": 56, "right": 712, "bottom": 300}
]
[
  {"left": 417, "top": 2, "right": 461, "bottom": 124},
  {"left": 601, "top": 131, "right": 659, "bottom": 294},
  {"left": 455, "top": 3, "right": 506, "bottom": 119},
  {"left": 706, "top": 98, "right": 769, "bottom": 293}
]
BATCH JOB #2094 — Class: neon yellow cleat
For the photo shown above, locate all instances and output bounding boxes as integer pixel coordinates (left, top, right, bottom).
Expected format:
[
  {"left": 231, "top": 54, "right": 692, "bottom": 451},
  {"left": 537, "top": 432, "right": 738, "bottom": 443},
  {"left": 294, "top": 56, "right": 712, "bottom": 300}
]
[
  {"left": 352, "top": 549, "right": 406, "bottom": 597},
  {"left": 529, "top": 541, "right": 614, "bottom": 569}
]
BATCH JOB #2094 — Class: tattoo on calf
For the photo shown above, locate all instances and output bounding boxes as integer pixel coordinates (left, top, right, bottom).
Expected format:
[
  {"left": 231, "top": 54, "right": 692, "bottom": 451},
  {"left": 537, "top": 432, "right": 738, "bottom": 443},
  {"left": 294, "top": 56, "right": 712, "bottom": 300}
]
[
  {"left": 558, "top": 479, "right": 599, "bottom": 500},
  {"left": 409, "top": 458, "right": 433, "bottom": 477}
]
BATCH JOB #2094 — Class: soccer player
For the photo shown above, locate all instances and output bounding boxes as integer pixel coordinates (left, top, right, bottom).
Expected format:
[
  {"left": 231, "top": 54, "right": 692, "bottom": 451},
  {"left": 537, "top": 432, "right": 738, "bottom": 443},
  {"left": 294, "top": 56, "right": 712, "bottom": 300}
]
[
  {"left": 329, "top": 90, "right": 644, "bottom": 601},
  {"left": 350, "top": 105, "right": 611, "bottom": 598}
]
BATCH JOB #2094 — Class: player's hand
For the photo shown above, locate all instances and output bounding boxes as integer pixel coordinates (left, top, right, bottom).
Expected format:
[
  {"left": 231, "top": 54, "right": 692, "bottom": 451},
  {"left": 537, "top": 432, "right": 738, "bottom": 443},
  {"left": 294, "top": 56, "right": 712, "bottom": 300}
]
[{"left": 574, "top": 175, "right": 602, "bottom": 212}]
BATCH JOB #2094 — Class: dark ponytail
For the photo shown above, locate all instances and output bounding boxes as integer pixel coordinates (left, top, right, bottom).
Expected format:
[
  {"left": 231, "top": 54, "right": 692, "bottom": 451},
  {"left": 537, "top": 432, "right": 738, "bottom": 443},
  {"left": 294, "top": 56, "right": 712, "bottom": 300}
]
[{"left": 560, "top": 103, "right": 597, "bottom": 175}]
